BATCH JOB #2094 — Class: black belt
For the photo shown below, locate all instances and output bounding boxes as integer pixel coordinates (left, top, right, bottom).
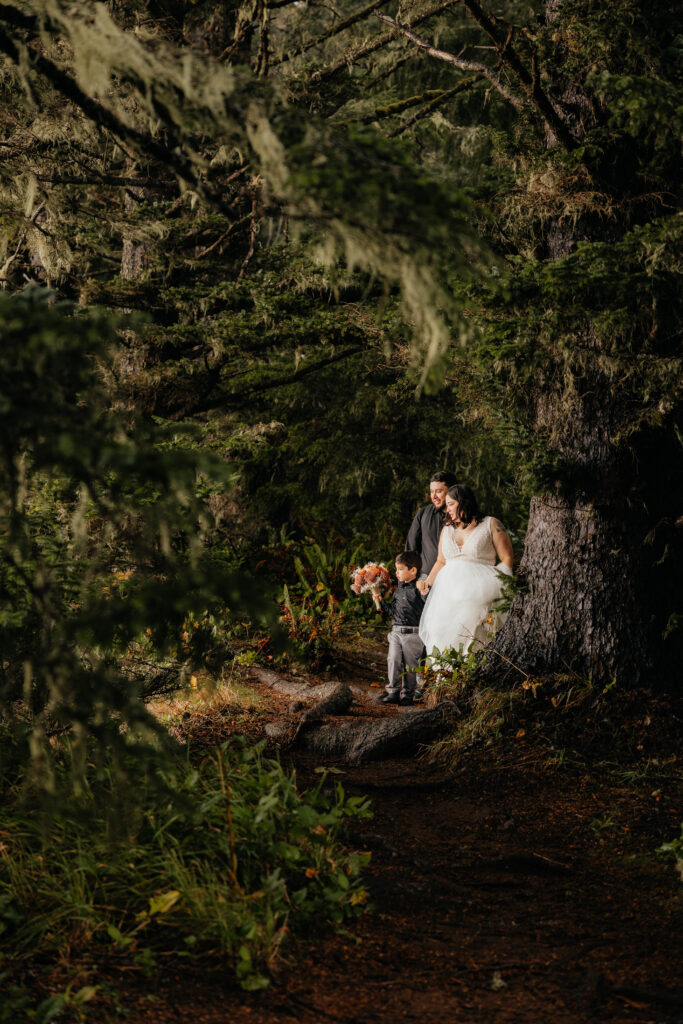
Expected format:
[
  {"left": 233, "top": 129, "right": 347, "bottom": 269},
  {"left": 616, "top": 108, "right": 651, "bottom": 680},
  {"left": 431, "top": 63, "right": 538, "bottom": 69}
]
[{"left": 394, "top": 626, "right": 420, "bottom": 633}]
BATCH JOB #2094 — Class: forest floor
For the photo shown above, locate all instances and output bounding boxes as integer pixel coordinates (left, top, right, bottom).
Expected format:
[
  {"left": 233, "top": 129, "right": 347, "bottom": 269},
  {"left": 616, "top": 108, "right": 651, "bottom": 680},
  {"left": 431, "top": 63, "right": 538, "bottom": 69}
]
[{"left": 99, "top": 639, "right": 682, "bottom": 1024}]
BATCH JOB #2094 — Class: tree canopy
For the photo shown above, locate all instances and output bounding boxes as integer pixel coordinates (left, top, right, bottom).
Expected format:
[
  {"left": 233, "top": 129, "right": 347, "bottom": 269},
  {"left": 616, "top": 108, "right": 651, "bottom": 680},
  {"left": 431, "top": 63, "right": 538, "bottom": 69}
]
[{"left": 0, "top": 0, "right": 681, "bottom": 695}]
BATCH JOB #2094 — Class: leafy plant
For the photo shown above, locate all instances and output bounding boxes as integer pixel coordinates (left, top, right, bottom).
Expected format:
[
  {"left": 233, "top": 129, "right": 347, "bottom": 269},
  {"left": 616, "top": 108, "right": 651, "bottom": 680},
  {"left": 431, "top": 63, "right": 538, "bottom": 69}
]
[
  {"left": 589, "top": 812, "right": 620, "bottom": 834},
  {"left": 281, "top": 584, "right": 345, "bottom": 669},
  {"left": 0, "top": 741, "right": 372, "bottom": 1001},
  {"left": 0, "top": 288, "right": 277, "bottom": 798},
  {"left": 658, "top": 824, "right": 683, "bottom": 881}
]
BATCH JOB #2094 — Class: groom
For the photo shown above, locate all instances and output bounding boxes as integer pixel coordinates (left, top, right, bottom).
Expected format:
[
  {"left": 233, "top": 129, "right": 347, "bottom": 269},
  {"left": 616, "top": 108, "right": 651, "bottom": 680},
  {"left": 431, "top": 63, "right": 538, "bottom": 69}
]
[{"left": 405, "top": 471, "right": 456, "bottom": 577}]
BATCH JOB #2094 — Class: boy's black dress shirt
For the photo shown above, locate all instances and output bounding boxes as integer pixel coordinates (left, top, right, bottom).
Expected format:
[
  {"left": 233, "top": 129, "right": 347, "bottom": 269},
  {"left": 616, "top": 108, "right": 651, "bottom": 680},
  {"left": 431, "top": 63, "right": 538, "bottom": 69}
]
[
  {"left": 378, "top": 580, "right": 424, "bottom": 626},
  {"left": 405, "top": 504, "right": 444, "bottom": 576}
]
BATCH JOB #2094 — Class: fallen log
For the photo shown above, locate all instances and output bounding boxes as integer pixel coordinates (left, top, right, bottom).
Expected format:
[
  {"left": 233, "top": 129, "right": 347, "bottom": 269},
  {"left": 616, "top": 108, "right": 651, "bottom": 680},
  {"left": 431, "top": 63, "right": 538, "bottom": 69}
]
[
  {"left": 253, "top": 668, "right": 458, "bottom": 763},
  {"left": 263, "top": 680, "right": 355, "bottom": 744},
  {"left": 291, "top": 682, "right": 354, "bottom": 742},
  {"left": 298, "top": 682, "right": 354, "bottom": 727},
  {"left": 249, "top": 666, "right": 363, "bottom": 701},
  {"left": 249, "top": 666, "right": 321, "bottom": 700},
  {"left": 298, "top": 702, "right": 458, "bottom": 763}
]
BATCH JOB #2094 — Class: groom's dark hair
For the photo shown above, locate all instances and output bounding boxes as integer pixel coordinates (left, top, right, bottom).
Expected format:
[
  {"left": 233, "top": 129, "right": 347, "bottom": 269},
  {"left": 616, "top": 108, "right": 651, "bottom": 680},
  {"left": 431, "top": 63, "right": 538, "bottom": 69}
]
[
  {"left": 396, "top": 550, "right": 422, "bottom": 574},
  {"left": 431, "top": 470, "right": 457, "bottom": 486}
]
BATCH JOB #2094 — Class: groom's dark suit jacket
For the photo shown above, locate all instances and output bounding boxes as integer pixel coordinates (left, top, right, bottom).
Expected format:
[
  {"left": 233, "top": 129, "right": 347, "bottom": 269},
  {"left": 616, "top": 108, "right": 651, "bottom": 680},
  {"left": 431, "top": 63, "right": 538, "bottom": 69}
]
[{"left": 405, "top": 504, "right": 444, "bottom": 576}]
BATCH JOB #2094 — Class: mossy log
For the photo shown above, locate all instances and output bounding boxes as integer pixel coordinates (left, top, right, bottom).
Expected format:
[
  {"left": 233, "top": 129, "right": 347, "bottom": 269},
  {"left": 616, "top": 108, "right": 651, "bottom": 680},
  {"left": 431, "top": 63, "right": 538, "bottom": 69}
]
[{"left": 297, "top": 703, "right": 458, "bottom": 764}]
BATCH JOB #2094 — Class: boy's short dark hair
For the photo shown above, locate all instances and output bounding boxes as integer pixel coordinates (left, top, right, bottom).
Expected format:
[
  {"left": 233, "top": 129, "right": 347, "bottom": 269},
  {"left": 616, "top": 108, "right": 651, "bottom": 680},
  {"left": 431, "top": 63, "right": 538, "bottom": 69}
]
[
  {"left": 396, "top": 550, "right": 422, "bottom": 575},
  {"left": 431, "top": 470, "right": 457, "bottom": 487}
]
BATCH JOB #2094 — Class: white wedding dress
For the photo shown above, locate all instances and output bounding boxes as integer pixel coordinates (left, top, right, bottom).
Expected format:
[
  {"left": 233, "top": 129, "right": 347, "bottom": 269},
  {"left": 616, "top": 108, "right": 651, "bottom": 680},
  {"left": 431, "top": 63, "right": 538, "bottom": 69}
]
[{"left": 419, "top": 516, "right": 506, "bottom": 658}]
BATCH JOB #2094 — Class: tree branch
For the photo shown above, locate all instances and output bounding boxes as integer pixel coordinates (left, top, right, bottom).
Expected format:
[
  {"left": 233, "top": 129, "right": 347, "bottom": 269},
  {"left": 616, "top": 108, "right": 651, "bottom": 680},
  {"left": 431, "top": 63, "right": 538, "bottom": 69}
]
[
  {"left": 167, "top": 345, "right": 365, "bottom": 420},
  {"left": 257, "top": 0, "right": 269, "bottom": 77},
  {"left": 355, "top": 88, "right": 459, "bottom": 125},
  {"left": 458, "top": 0, "right": 575, "bottom": 148},
  {"left": 310, "top": 0, "right": 461, "bottom": 83},
  {"left": 367, "top": 54, "right": 411, "bottom": 89},
  {"left": 0, "top": 6, "right": 237, "bottom": 217},
  {"left": 374, "top": 13, "right": 525, "bottom": 110},
  {"left": 274, "top": 0, "right": 391, "bottom": 66},
  {"left": 390, "top": 76, "right": 481, "bottom": 136},
  {"left": 193, "top": 215, "right": 251, "bottom": 260},
  {"left": 35, "top": 174, "right": 176, "bottom": 189},
  {"left": 236, "top": 196, "right": 259, "bottom": 282}
]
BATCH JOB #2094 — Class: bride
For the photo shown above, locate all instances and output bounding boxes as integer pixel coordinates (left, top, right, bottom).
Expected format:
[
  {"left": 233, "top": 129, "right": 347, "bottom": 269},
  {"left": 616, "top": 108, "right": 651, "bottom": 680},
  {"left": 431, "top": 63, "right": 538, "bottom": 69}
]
[{"left": 417, "top": 484, "right": 513, "bottom": 659}]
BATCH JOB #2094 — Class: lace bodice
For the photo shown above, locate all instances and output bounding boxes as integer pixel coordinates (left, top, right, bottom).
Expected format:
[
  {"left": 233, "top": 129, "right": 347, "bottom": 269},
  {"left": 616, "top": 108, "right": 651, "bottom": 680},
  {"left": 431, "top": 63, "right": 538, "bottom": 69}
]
[{"left": 440, "top": 516, "right": 496, "bottom": 565}]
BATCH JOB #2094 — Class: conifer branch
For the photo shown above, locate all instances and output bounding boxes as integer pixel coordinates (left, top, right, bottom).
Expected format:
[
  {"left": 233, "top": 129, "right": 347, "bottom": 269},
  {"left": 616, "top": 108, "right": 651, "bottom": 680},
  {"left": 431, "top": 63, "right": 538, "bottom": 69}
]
[
  {"left": 337, "top": 88, "right": 456, "bottom": 126},
  {"left": 274, "top": 0, "right": 391, "bottom": 66},
  {"left": 35, "top": 175, "right": 176, "bottom": 190},
  {"left": 374, "top": 13, "right": 525, "bottom": 110},
  {"left": 367, "top": 54, "right": 411, "bottom": 89},
  {"left": 236, "top": 196, "right": 260, "bottom": 282},
  {"left": 225, "top": 345, "right": 367, "bottom": 407},
  {"left": 390, "top": 76, "right": 480, "bottom": 136},
  {"left": 257, "top": 0, "right": 270, "bottom": 77},
  {"left": 168, "top": 345, "right": 366, "bottom": 419},
  {"left": 342, "top": 79, "right": 479, "bottom": 128},
  {"left": 310, "top": 0, "right": 461, "bottom": 82},
  {"left": 356, "top": 88, "right": 457, "bottom": 125},
  {"left": 194, "top": 216, "right": 251, "bottom": 259},
  {"left": 0, "top": 229, "right": 26, "bottom": 281},
  {"left": 309, "top": 27, "right": 394, "bottom": 83},
  {"left": 0, "top": 6, "right": 236, "bottom": 216},
  {"left": 218, "top": 21, "right": 252, "bottom": 63},
  {"left": 458, "top": 0, "right": 575, "bottom": 149}
]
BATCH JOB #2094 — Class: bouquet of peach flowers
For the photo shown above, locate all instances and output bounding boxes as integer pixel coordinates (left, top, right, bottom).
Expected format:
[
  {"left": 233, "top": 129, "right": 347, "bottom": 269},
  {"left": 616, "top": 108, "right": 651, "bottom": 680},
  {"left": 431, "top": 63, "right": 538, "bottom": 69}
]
[{"left": 349, "top": 562, "right": 392, "bottom": 596}]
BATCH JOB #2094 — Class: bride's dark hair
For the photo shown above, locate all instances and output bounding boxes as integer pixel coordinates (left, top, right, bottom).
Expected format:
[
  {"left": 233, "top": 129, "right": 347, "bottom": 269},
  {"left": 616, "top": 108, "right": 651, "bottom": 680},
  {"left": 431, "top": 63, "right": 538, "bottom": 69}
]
[{"left": 445, "top": 484, "right": 482, "bottom": 527}]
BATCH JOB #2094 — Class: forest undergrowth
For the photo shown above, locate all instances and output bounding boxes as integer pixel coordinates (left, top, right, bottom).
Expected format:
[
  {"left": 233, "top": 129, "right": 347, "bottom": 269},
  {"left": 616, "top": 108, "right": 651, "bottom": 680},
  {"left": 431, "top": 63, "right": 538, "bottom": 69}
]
[
  {"left": 2, "top": 600, "right": 682, "bottom": 1023},
  {"left": 2, "top": 517, "right": 681, "bottom": 1022},
  {"left": 0, "top": 731, "right": 372, "bottom": 1021}
]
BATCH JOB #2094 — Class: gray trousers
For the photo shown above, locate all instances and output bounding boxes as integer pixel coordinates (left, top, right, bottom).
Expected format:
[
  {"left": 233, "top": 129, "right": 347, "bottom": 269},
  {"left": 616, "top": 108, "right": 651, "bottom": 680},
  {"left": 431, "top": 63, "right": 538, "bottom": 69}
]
[{"left": 386, "top": 628, "right": 425, "bottom": 697}]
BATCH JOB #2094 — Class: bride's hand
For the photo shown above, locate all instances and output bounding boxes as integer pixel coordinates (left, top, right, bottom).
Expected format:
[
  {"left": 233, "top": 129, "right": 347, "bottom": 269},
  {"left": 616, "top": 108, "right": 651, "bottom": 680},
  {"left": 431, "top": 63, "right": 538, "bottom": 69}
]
[{"left": 416, "top": 580, "right": 430, "bottom": 594}]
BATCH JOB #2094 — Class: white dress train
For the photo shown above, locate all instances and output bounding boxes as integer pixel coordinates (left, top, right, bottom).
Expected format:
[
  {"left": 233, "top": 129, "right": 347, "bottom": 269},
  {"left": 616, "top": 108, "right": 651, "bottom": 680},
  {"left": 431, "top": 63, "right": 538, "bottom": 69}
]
[{"left": 419, "top": 516, "right": 506, "bottom": 658}]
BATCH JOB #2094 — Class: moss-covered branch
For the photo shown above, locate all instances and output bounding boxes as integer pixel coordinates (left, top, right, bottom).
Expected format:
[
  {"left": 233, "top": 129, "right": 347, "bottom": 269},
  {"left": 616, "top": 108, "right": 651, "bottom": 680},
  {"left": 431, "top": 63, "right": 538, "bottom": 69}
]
[{"left": 374, "top": 13, "right": 525, "bottom": 110}]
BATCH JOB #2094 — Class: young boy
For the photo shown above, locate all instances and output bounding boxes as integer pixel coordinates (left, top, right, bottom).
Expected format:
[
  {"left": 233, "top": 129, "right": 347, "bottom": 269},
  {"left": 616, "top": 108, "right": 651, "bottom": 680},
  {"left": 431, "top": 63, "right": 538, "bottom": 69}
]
[{"left": 371, "top": 551, "right": 426, "bottom": 706}]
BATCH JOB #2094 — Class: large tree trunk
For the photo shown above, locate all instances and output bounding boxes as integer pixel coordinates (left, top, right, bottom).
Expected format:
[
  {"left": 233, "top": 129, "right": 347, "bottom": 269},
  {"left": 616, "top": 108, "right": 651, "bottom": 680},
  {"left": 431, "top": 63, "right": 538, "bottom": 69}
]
[
  {"left": 488, "top": 317, "right": 651, "bottom": 685},
  {"left": 484, "top": 0, "right": 651, "bottom": 687},
  {"left": 121, "top": 180, "right": 147, "bottom": 283},
  {"left": 490, "top": 495, "right": 647, "bottom": 685}
]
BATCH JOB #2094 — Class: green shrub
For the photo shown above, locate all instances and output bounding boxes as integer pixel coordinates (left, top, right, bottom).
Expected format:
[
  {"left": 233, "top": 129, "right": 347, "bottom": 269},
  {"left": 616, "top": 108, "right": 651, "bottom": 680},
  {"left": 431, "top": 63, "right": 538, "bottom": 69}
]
[
  {"left": 0, "top": 288, "right": 277, "bottom": 797},
  {"left": 0, "top": 741, "right": 372, "bottom": 996}
]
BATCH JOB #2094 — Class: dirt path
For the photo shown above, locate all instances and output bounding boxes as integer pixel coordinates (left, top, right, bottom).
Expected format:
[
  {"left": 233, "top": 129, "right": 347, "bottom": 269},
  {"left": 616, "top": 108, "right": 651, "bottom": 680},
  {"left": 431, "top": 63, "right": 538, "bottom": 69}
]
[{"left": 112, "top": 735, "right": 682, "bottom": 1023}]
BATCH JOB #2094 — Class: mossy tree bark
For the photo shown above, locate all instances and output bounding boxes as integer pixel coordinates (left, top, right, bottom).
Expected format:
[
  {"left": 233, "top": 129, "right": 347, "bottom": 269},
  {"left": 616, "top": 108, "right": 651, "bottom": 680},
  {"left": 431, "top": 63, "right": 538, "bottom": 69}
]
[
  {"left": 493, "top": 497, "right": 648, "bottom": 684},
  {"left": 478, "top": 0, "right": 679, "bottom": 686}
]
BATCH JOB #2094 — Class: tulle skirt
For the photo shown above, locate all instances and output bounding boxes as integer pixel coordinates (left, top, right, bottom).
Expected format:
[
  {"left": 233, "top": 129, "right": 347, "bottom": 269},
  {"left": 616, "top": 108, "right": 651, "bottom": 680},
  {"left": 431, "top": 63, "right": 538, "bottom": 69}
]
[{"left": 419, "top": 559, "right": 504, "bottom": 659}]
